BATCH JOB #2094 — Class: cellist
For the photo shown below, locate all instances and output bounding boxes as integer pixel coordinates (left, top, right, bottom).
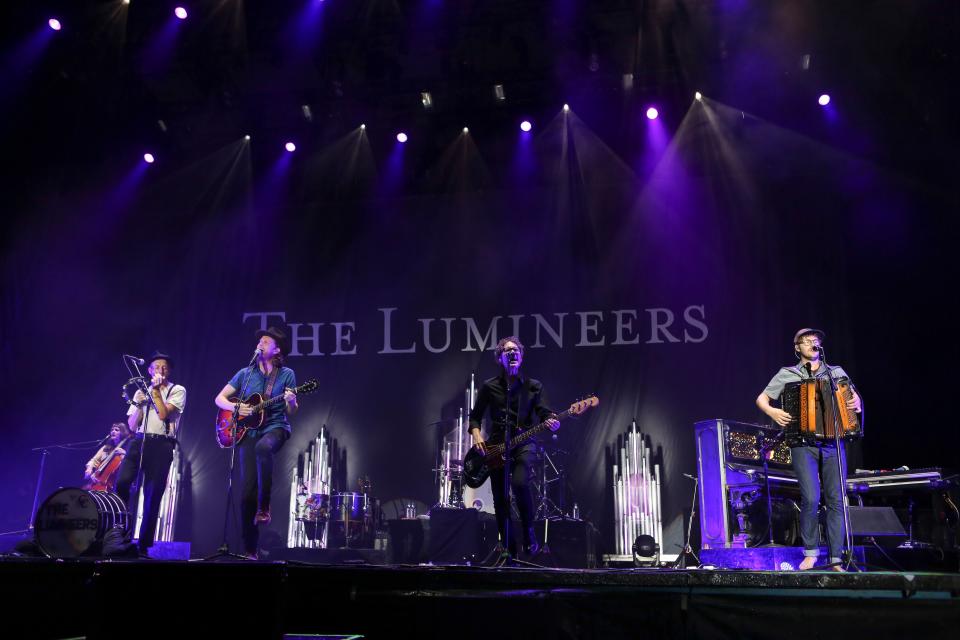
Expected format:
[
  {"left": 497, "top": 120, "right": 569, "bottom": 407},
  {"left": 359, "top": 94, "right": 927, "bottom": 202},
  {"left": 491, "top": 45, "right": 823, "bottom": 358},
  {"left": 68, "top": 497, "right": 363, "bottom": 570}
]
[{"left": 83, "top": 422, "right": 132, "bottom": 491}]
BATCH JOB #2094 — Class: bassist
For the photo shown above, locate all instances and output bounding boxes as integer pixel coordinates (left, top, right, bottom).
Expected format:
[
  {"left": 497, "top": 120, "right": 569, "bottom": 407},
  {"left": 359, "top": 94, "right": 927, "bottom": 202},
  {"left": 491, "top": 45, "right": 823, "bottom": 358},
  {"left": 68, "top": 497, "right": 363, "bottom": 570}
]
[
  {"left": 468, "top": 336, "right": 559, "bottom": 557},
  {"left": 215, "top": 326, "right": 298, "bottom": 559}
]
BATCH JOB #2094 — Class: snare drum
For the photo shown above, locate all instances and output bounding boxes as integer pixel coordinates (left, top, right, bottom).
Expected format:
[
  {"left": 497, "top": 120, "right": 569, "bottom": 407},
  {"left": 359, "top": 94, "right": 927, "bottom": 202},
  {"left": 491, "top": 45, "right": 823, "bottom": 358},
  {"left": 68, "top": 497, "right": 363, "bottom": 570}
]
[{"left": 33, "top": 487, "right": 129, "bottom": 558}]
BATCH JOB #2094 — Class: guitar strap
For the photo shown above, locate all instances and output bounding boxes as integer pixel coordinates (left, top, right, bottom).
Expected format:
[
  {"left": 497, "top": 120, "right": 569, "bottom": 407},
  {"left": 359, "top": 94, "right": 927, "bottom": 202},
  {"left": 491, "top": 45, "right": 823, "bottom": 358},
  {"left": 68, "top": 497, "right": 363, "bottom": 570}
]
[{"left": 264, "top": 367, "right": 280, "bottom": 400}]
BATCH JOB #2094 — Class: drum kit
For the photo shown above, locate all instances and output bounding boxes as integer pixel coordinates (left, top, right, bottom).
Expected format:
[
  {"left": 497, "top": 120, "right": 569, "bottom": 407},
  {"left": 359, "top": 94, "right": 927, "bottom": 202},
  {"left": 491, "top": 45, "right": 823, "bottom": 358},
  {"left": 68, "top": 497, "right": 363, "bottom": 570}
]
[
  {"left": 434, "top": 429, "right": 572, "bottom": 519},
  {"left": 294, "top": 477, "right": 381, "bottom": 548}
]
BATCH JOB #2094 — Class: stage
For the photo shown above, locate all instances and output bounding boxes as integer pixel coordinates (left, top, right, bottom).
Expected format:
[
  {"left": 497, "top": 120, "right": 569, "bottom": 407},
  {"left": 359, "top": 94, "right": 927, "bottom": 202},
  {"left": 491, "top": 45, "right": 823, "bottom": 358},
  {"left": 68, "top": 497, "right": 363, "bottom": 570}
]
[{"left": 3, "top": 556, "right": 957, "bottom": 639}]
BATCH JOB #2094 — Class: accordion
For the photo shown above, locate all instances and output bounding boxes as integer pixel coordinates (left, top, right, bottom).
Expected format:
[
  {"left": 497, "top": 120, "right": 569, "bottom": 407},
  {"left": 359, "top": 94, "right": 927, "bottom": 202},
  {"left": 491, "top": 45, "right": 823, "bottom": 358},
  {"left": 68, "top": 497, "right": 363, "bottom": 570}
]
[{"left": 781, "top": 376, "right": 862, "bottom": 444}]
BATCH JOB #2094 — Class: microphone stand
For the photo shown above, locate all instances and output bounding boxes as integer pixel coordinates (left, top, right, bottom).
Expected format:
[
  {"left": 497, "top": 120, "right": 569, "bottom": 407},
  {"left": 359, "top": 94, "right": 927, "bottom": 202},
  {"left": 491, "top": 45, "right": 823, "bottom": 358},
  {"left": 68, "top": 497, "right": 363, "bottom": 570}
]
[
  {"left": 819, "top": 347, "right": 859, "bottom": 571},
  {"left": 123, "top": 356, "right": 163, "bottom": 554},
  {"left": 0, "top": 438, "right": 103, "bottom": 538},
  {"left": 205, "top": 351, "right": 260, "bottom": 561},
  {"left": 757, "top": 430, "right": 787, "bottom": 549}
]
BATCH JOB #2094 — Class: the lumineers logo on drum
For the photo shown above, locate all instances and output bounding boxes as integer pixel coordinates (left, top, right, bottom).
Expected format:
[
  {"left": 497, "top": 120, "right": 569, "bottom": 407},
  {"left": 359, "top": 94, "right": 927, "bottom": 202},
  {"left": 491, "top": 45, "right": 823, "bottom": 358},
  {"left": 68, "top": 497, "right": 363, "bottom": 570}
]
[
  {"left": 38, "top": 501, "right": 99, "bottom": 530},
  {"left": 241, "top": 305, "right": 709, "bottom": 357}
]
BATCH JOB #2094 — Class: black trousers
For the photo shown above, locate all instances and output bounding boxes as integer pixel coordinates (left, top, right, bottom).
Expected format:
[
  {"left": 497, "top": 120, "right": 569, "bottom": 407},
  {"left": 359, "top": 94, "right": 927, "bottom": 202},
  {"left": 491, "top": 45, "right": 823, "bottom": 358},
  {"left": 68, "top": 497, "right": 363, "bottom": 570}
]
[
  {"left": 238, "top": 428, "right": 289, "bottom": 554},
  {"left": 489, "top": 444, "right": 536, "bottom": 555},
  {"left": 115, "top": 435, "right": 175, "bottom": 551}
]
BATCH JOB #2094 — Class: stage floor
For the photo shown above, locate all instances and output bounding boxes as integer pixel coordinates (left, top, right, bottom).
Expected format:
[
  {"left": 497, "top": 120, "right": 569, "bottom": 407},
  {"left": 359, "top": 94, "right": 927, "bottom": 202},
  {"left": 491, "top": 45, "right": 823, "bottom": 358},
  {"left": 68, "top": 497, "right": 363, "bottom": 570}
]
[{"left": 2, "top": 556, "right": 958, "bottom": 640}]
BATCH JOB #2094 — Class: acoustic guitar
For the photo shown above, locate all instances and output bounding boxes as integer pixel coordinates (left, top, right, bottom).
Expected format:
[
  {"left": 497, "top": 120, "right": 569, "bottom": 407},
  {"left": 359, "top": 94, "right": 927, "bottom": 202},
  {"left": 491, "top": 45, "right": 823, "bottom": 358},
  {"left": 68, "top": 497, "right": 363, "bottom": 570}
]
[{"left": 215, "top": 379, "right": 319, "bottom": 448}]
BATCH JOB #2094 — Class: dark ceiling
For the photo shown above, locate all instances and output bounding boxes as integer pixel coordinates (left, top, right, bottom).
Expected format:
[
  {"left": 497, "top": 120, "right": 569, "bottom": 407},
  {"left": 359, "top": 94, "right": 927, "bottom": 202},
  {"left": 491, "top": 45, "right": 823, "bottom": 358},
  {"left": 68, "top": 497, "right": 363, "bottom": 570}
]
[{"left": 2, "top": 1, "right": 958, "bottom": 208}]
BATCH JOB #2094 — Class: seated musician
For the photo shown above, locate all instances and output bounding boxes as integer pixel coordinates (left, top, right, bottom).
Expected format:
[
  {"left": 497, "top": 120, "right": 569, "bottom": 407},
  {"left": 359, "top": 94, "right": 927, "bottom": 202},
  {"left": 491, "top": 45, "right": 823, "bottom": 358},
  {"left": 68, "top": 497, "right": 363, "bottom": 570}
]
[
  {"left": 83, "top": 422, "right": 131, "bottom": 491},
  {"left": 756, "top": 328, "right": 862, "bottom": 570}
]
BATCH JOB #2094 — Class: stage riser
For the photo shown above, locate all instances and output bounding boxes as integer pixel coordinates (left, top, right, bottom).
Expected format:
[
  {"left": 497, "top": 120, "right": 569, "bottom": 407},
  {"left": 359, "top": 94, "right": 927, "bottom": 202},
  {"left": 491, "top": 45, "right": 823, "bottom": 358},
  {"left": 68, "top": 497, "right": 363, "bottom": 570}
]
[{"left": 1, "top": 561, "right": 957, "bottom": 640}]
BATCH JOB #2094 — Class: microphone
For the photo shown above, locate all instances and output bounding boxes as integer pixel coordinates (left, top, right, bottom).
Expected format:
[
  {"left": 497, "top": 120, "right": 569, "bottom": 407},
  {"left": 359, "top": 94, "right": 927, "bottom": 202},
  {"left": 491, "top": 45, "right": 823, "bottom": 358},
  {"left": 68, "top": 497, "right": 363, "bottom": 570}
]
[
  {"left": 124, "top": 354, "right": 146, "bottom": 365},
  {"left": 812, "top": 345, "right": 821, "bottom": 352},
  {"left": 248, "top": 348, "right": 262, "bottom": 367},
  {"left": 99, "top": 433, "right": 113, "bottom": 446},
  {"left": 804, "top": 362, "right": 813, "bottom": 377}
]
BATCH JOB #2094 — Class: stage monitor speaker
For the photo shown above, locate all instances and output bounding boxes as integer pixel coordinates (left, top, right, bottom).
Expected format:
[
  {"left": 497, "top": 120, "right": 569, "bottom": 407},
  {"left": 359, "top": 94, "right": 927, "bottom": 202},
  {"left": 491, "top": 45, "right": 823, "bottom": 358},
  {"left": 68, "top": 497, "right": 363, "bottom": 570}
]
[
  {"left": 534, "top": 519, "right": 599, "bottom": 568},
  {"left": 849, "top": 506, "right": 907, "bottom": 537},
  {"left": 427, "top": 508, "right": 485, "bottom": 564}
]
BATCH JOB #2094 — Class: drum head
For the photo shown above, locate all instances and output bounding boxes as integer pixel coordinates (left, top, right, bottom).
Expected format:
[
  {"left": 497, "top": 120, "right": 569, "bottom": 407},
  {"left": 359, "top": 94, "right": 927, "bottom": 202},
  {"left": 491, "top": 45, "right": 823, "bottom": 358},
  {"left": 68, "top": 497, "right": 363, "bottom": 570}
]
[{"left": 34, "top": 487, "right": 101, "bottom": 558}]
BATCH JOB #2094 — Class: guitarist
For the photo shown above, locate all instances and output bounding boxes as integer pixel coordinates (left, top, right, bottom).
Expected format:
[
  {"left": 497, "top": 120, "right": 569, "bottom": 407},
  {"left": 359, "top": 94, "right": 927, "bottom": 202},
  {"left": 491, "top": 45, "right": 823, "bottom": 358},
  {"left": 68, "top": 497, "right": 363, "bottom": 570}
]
[
  {"left": 116, "top": 351, "right": 186, "bottom": 558},
  {"left": 215, "top": 326, "right": 298, "bottom": 559},
  {"left": 83, "top": 422, "right": 131, "bottom": 491},
  {"left": 468, "top": 336, "right": 559, "bottom": 557}
]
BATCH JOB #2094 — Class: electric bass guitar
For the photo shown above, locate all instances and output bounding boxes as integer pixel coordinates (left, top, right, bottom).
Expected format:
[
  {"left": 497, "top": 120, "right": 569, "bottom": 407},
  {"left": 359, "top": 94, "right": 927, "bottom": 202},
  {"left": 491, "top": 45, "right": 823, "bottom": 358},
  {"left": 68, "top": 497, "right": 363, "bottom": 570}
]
[
  {"left": 462, "top": 395, "right": 599, "bottom": 489},
  {"left": 215, "top": 379, "right": 319, "bottom": 448}
]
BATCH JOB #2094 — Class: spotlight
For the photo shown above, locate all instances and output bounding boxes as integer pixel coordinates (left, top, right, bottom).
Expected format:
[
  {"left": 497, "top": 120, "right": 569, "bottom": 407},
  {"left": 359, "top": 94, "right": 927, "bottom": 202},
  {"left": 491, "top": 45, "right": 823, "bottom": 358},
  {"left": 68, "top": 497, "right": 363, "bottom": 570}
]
[
  {"left": 174, "top": 7, "right": 188, "bottom": 20},
  {"left": 493, "top": 84, "right": 506, "bottom": 102},
  {"left": 563, "top": 103, "right": 570, "bottom": 112},
  {"left": 243, "top": 135, "right": 251, "bottom": 141},
  {"left": 520, "top": 120, "right": 532, "bottom": 132},
  {"left": 360, "top": 124, "right": 366, "bottom": 130},
  {"left": 695, "top": 91, "right": 703, "bottom": 101},
  {"left": 48, "top": 18, "right": 62, "bottom": 31},
  {"left": 420, "top": 91, "right": 433, "bottom": 110},
  {"left": 645, "top": 107, "right": 659, "bottom": 120},
  {"left": 462, "top": 127, "right": 469, "bottom": 134},
  {"left": 285, "top": 142, "right": 296, "bottom": 152},
  {"left": 396, "top": 132, "right": 408, "bottom": 143},
  {"left": 818, "top": 94, "right": 831, "bottom": 106},
  {"left": 123, "top": 0, "right": 131, "bottom": 5},
  {"left": 301, "top": 105, "right": 313, "bottom": 122},
  {"left": 632, "top": 534, "right": 660, "bottom": 567},
  {"left": 143, "top": 153, "right": 155, "bottom": 164}
]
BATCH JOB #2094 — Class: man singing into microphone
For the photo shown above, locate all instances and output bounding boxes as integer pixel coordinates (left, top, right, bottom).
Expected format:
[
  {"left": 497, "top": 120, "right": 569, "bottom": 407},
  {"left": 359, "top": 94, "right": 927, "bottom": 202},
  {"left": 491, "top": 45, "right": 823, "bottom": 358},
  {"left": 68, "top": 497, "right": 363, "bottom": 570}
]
[
  {"left": 116, "top": 351, "right": 186, "bottom": 558},
  {"left": 469, "top": 336, "right": 559, "bottom": 557},
  {"left": 756, "top": 328, "right": 862, "bottom": 570},
  {"left": 215, "top": 327, "right": 298, "bottom": 559}
]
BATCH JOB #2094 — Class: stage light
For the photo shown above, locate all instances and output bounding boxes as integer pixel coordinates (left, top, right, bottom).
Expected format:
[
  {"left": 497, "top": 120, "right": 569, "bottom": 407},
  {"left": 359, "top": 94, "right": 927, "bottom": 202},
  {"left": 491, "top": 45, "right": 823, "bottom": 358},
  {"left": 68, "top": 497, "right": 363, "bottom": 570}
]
[
  {"left": 48, "top": 18, "right": 62, "bottom": 31},
  {"left": 462, "top": 127, "right": 469, "bottom": 134},
  {"left": 174, "top": 7, "right": 188, "bottom": 20},
  {"left": 646, "top": 107, "right": 659, "bottom": 120},
  {"left": 563, "top": 103, "right": 570, "bottom": 112},
  {"left": 243, "top": 135, "right": 251, "bottom": 141},
  {"left": 493, "top": 84, "right": 505, "bottom": 102},
  {"left": 123, "top": 0, "right": 131, "bottom": 5},
  {"left": 396, "top": 132, "right": 408, "bottom": 143},
  {"left": 301, "top": 105, "right": 313, "bottom": 122},
  {"left": 818, "top": 94, "right": 831, "bottom": 106},
  {"left": 420, "top": 91, "right": 433, "bottom": 110},
  {"left": 157, "top": 120, "right": 167, "bottom": 133},
  {"left": 695, "top": 91, "right": 703, "bottom": 101},
  {"left": 143, "top": 153, "right": 155, "bottom": 164},
  {"left": 360, "top": 124, "right": 366, "bottom": 130},
  {"left": 285, "top": 142, "right": 296, "bottom": 152},
  {"left": 632, "top": 534, "right": 660, "bottom": 567},
  {"left": 520, "top": 120, "right": 532, "bottom": 132}
]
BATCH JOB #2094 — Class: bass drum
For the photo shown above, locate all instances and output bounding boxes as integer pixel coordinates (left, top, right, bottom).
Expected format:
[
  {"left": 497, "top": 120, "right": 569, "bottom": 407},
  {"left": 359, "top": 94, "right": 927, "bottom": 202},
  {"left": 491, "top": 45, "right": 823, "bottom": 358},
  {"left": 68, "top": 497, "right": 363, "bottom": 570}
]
[
  {"left": 463, "top": 479, "right": 495, "bottom": 514},
  {"left": 33, "top": 487, "right": 129, "bottom": 558}
]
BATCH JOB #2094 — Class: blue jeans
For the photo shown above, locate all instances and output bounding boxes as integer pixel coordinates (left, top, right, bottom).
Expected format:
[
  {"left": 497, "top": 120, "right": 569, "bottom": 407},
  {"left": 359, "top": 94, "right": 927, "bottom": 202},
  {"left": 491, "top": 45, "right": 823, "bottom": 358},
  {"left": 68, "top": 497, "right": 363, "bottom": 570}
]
[{"left": 791, "top": 444, "right": 847, "bottom": 563}]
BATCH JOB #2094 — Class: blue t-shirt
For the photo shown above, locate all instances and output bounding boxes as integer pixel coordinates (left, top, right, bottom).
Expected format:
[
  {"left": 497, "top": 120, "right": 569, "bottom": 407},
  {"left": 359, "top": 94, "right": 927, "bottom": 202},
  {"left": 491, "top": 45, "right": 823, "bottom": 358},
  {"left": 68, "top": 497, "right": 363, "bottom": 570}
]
[{"left": 228, "top": 366, "right": 297, "bottom": 434}]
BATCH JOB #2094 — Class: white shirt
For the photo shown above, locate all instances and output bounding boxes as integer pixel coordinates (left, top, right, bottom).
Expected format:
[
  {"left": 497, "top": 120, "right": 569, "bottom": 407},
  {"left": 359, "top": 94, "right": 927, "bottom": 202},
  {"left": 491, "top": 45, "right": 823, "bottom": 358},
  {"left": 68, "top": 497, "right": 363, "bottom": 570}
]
[{"left": 127, "top": 383, "right": 187, "bottom": 436}]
